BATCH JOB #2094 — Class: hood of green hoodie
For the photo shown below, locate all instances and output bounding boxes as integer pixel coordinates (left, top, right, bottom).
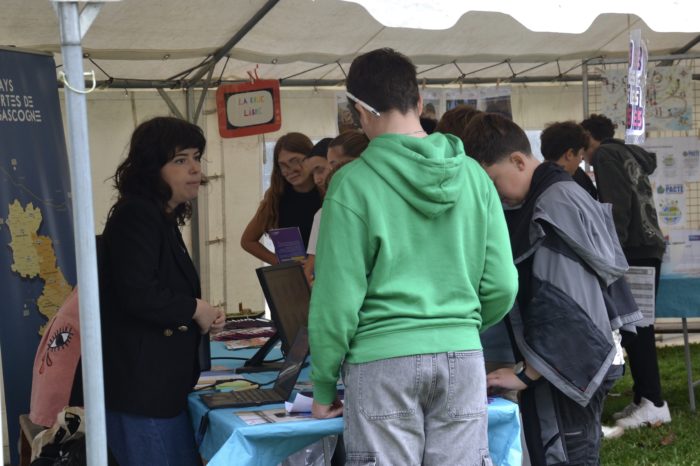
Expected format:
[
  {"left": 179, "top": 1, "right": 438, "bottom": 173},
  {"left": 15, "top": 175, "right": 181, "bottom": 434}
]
[{"left": 360, "top": 133, "right": 467, "bottom": 218}]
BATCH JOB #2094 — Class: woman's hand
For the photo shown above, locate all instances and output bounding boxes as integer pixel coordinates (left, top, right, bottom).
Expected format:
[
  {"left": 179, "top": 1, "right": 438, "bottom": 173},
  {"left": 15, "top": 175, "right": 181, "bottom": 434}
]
[
  {"left": 240, "top": 210, "right": 279, "bottom": 264},
  {"left": 193, "top": 299, "right": 224, "bottom": 334},
  {"left": 302, "top": 255, "right": 315, "bottom": 286},
  {"left": 209, "top": 307, "right": 226, "bottom": 335}
]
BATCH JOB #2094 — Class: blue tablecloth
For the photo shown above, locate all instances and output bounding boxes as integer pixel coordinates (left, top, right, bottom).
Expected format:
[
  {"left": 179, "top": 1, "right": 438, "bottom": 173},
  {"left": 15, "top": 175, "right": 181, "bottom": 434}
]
[
  {"left": 657, "top": 275, "right": 700, "bottom": 318},
  {"left": 189, "top": 343, "right": 522, "bottom": 466}
]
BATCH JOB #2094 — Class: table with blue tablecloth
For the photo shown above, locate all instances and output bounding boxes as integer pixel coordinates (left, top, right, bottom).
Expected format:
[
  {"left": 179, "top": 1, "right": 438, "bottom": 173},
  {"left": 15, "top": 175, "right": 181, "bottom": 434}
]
[
  {"left": 656, "top": 274, "right": 700, "bottom": 411},
  {"left": 188, "top": 342, "right": 522, "bottom": 466}
]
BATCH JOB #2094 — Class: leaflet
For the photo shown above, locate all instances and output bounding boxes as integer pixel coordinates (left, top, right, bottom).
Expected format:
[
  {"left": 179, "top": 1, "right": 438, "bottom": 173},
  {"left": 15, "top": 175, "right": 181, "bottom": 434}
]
[{"left": 268, "top": 227, "right": 306, "bottom": 262}]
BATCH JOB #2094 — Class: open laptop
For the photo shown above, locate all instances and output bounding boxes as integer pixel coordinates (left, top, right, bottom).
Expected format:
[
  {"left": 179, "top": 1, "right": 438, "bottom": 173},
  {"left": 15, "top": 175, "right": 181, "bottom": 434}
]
[
  {"left": 236, "top": 262, "right": 310, "bottom": 373},
  {"left": 256, "top": 261, "right": 310, "bottom": 355},
  {"left": 200, "top": 327, "right": 309, "bottom": 409}
]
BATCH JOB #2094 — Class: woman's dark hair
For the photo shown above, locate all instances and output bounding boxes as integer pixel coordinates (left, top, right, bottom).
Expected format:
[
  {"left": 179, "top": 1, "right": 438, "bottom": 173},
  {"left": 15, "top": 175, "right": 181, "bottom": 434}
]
[
  {"left": 323, "top": 159, "right": 355, "bottom": 193},
  {"left": 111, "top": 116, "right": 206, "bottom": 225},
  {"left": 580, "top": 114, "right": 616, "bottom": 141},
  {"left": 540, "top": 121, "right": 589, "bottom": 161},
  {"left": 309, "top": 138, "right": 333, "bottom": 158},
  {"left": 436, "top": 105, "right": 481, "bottom": 138},
  {"left": 257, "top": 132, "right": 314, "bottom": 232},
  {"left": 328, "top": 130, "right": 369, "bottom": 159}
]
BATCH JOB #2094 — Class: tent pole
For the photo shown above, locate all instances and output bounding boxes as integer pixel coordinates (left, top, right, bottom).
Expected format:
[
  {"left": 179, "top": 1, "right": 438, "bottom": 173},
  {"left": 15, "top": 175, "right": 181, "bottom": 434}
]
[
  {"left": 185, "top": 88, "right": 202, "bottom": 273},
  {"left": 193, "top": 64, "right": 215, "bottom": 126},
  {"left": 582, "top": 60, "right": 589, "bottom": 118},
  {"left": 54, "top": 2, "right": 108, "bottom": 465},
  {"left": 157, "top": 88, "right": 186, "bottom": 120}
]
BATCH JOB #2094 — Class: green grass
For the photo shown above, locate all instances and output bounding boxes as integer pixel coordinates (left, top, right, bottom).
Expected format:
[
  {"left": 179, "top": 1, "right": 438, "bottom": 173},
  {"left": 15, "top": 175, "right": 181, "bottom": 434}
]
[{"left": 600, "top": 343, "right": 700, "bottom": 466}]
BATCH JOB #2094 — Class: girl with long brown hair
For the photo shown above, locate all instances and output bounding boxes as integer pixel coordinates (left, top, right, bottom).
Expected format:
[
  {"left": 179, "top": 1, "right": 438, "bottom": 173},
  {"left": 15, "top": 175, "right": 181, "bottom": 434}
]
[{"left": 240, "top": 132, "right": 321, "bottom": 264}]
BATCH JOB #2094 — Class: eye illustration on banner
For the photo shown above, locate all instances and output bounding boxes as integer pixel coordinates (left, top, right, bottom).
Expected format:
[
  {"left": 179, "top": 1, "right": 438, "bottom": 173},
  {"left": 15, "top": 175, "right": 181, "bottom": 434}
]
[{"left": 41, "top": 324, "right": 75, "bottom": 371}]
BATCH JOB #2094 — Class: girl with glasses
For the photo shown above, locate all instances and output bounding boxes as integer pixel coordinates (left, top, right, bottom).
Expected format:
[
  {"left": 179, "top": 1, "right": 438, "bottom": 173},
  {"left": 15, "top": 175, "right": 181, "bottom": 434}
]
[{"left": 240, "top": 132, "right": 322, "bottom": 264}]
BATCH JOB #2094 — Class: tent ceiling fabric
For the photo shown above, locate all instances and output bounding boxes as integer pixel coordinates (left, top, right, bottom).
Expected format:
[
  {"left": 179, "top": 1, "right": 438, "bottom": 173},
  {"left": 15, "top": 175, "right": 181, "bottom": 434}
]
[{"left": 2, "top": 0, "right": 699, "bottom": 86}]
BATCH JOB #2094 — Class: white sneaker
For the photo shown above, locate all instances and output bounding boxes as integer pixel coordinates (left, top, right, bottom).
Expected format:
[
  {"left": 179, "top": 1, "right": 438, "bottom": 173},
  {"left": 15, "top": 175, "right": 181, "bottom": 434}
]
[
  {"left": 601, "top": 425, "right": 624, "bottom": 439},
  {"left": 615, "top": 397, "right": 671, "bottom": 429},
  {"left": 612, "top": 401, "right": 639, "bottom": 420}
]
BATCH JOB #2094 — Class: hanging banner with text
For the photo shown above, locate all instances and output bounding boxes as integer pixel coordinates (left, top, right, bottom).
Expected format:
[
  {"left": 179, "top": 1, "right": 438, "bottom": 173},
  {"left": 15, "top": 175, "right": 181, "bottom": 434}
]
[
  {"left": 0, "top": 49, "right": 76, "bottom": 464},
  {"left": 625, "top": 29, "right": 648, "bottom": 144},
  {"left": 216, "top": 79, "right": 282, "bottom": 138}
]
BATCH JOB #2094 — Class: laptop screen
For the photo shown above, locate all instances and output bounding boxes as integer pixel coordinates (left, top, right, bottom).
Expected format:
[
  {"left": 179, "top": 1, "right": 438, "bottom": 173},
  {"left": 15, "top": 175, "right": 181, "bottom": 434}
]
[
  {"left": 256, "top": 262, "right": 310, "bottom": 354},
  {"left": 274, "top": 327, "right": 309, "bottom": 396}
]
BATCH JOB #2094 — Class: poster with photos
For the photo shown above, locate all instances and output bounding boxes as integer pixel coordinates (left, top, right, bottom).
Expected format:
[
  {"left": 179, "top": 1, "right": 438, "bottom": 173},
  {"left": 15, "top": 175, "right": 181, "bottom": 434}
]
[
  {"left": 336, "top": 93, "right": 359, "bottom": 133},
  {"left": 337, "top": 87, "right": 513, "bottom": 134},
  {"left": 433, "top": 87, "right": 512, "bottom": 120},
  {"left": 420, "top": 89, "right": 441, "bottom": 121}
]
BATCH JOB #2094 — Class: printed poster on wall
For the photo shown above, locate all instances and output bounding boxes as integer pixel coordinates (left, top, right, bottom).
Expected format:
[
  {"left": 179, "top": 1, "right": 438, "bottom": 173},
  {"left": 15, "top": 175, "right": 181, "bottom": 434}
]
[
  {"left": 647, "top": 66, "right": 693, "bottom": 131},
  {"left": 600, "top": 65, "right": 693, "bottom": 132},
  {"left": 0, "top": 49, "right": 76, "bottom": 464},
  {"left": 420, "top": 88, "right": 441, "bottom": 121},
  {"left": 644, "top": 137, "right": 700, "bottom": 277}
]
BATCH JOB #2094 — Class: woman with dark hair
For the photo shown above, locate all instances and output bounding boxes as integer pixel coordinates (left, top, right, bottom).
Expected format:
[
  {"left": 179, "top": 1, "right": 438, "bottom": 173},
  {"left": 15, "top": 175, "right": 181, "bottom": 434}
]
[
  {"left": 100, "top": 116, "right": 224, "bottom": 466},
  {"left": 240, "top": 132, "right": 321, "bottom": 264},
  {"left": 436, "top": 104, "right": 481, "bottom": 139}
]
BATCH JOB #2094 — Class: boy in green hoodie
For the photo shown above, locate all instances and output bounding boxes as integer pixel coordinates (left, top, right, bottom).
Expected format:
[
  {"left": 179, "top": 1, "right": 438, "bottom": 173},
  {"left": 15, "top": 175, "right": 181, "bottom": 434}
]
[{"left": 308, "top": 48, "right": 518, "bottom": 465}]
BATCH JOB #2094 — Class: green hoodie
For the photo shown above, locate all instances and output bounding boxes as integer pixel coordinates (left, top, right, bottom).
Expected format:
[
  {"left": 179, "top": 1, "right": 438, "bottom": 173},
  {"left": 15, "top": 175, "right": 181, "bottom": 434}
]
[{"left": 309, "top": 132, "right": 518, "bottom": 404}]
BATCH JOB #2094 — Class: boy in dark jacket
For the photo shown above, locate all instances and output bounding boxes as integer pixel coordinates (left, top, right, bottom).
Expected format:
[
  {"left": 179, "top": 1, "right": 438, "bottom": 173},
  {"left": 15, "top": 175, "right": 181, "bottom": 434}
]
[
  {"left": 581, "top": 114, "right": 670, "bottom": 430},
  {"left": 464, "top": 113, "right": 639, "bottom": 465}
]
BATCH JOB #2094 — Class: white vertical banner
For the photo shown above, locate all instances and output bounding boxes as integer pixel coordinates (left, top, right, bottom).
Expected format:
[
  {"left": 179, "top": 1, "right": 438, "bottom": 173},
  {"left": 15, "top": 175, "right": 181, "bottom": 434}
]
[{"left": 625, "top": 29, "right": 648, "bottom": 144}]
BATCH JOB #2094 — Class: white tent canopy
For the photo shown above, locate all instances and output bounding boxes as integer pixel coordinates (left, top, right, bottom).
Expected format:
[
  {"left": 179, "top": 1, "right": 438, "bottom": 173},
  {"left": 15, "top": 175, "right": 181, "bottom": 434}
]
[
  {"left": 3, "top": 0, "right": 699, "bottom": 88},
  {"left": 1, "top": 2, "right": 698, "bottom": 464}
]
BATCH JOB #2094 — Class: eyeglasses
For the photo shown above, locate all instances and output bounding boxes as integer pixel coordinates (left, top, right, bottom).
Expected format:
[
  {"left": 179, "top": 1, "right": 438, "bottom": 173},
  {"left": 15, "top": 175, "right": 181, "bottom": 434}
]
[
  {"left": 346, "top": 92, "right": 381, "bottom": 118},
  {"left": 278, "top": 157, "right": 305, "bottom": 174}
]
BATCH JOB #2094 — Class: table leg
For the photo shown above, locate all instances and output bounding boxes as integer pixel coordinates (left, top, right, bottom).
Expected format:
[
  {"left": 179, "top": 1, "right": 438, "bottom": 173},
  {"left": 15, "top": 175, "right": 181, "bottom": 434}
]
[{"left": 682, "top": 318, "right": 696, "bottom": 413}]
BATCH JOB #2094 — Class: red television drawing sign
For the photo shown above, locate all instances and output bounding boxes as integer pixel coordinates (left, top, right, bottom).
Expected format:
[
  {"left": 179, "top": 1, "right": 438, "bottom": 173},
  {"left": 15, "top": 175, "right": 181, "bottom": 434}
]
[{"left": 216, "top": 79, "right": 281, "bottom": 138}]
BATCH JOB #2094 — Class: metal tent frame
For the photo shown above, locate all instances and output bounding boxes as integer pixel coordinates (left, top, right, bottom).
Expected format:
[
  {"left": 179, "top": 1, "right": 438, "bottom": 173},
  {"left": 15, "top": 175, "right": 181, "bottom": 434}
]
[{"left": 53, "top": 2, "right": 109, "bottom": 464}]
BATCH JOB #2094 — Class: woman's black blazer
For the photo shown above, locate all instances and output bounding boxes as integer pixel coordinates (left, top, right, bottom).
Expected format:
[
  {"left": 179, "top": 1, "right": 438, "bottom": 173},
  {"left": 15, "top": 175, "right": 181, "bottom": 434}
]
[{"left": 100, "top": 197, "right": 201, "bottom": 417}]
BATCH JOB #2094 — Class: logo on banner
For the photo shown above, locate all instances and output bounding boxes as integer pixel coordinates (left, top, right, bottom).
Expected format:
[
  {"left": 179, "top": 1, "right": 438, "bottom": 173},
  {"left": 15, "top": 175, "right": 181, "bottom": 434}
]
[
  {"left": 683, "top": 150, "right": 700, "bottom": 171},
  {"left": 658, "top": 199, "right": 682, "bottom": 225},
  {"left": 216, "top": 80, "right": 281, "bottom": 138}
]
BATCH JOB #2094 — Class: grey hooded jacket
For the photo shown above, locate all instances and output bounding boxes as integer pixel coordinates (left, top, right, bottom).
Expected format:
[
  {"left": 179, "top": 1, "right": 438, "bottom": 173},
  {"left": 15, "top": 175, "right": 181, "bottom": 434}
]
[{"left": 509, "top": 179, "right": 643, "bottom": 464}]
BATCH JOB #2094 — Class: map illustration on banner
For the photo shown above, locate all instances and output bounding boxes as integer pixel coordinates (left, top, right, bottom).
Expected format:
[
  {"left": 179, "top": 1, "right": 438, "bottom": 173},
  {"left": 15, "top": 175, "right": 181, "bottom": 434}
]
[
  {"left": 0, "top": 49, "right": 76, "bottom": 464},
  {"left": 5, "top": 198, "right": 73, "bottom": 329},
  {"left": 601, "top": 65, "right": 693, "bottom": 132}
]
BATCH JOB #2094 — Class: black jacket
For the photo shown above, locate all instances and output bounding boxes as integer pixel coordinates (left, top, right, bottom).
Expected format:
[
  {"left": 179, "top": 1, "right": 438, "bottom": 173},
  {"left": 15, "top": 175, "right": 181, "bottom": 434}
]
[
  {"left": 592, "top": 139, "right": 666, "bottom": 261},
  {"left": 100, "top": 197, "right": 201, "bottom": 417}
]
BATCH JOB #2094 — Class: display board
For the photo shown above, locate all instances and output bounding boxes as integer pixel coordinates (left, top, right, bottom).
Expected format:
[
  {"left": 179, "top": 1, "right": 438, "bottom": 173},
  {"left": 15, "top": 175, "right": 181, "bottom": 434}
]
[
  {"left": 645, "top": 137, "right": 700, "bottom": 277},
  {"left": 0, "top": 49, "right": 75, "bottom": 465}
]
